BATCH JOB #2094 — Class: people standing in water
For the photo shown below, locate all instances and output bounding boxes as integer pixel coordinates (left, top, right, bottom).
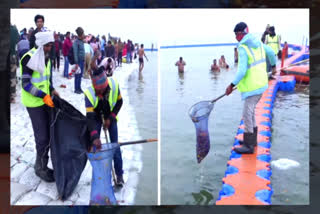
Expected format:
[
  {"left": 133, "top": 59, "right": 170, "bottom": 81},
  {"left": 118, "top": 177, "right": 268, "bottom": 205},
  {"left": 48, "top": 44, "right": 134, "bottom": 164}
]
[
  {"left": 211, "top": 59, "right": 220, "bottom": 72},
  {"left": 138, "top": 44, "right": 148, "bottom": 72},
  {"left": 175, "top": 57, "right": 186, "bottom": 73},
  {"left": 219, "top": 55, "right": 229, "bottom": 69},
  {"left": 225, "top": 22, "right": 276, "bottom": 154},
  {"left": 234, "top": 47, "right": 238, "bottom": 63}
]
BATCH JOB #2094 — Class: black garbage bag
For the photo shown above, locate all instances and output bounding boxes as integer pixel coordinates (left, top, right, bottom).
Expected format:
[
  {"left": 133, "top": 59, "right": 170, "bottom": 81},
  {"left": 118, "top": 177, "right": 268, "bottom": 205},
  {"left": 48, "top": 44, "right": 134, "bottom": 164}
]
[{"left": 50, "top": 96, "right": 91, "bottom": 200}]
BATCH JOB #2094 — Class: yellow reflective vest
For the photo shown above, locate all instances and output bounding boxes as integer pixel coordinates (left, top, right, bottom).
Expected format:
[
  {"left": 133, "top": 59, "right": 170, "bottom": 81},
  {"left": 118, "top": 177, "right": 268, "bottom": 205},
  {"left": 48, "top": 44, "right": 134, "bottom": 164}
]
[
  {"left": 20, "top": 47, "right": 51, "bottom": 107},
  {"left": 84, "top": 77, "right": 119, "bottom": 120},
  {"left": 266, "top": 34, "right": 279, "bottom": 55},
  {"left": 237, "top": 43, "right": 268, "bottom": 93}
]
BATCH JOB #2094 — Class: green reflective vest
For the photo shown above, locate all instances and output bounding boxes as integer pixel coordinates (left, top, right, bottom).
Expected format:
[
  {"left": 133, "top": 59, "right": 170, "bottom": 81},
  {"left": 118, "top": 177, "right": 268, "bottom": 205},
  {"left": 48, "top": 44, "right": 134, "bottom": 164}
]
[
  {"left": 266, "top": 34, "right": 279, "bottom": 55},
  {"left": 84, "top": 77, "right": 119, "bottom": 120},
  {"left": 20, "top": 47, "right": 51, "bottom": 107},
  {"left": 237, "top": 43, "right": 268, "bottom": 93}
]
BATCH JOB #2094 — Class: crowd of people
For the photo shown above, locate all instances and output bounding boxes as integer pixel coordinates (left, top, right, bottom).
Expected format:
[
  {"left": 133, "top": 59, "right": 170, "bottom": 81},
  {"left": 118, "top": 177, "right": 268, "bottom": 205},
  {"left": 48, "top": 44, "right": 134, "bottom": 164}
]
[
  {"left": 10, "top": 14, "right": 150, "bottom": 188},
  {"left": 11, "top": 15, "right": 149, "bottom": 97}
]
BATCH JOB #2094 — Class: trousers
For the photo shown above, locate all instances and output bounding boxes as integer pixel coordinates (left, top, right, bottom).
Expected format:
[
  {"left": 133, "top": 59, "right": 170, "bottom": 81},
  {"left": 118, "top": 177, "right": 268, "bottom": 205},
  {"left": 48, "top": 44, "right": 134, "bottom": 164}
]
[{"left": 243, "top": 94, "right": 262, "bottom": 133}]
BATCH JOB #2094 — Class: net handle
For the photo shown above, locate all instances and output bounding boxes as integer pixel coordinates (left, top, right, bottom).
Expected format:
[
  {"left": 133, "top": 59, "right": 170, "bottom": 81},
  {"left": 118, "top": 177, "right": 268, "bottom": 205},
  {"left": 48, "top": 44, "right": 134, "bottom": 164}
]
[{"left": 210, "top": 87, "right": 237, "bottom": 103}]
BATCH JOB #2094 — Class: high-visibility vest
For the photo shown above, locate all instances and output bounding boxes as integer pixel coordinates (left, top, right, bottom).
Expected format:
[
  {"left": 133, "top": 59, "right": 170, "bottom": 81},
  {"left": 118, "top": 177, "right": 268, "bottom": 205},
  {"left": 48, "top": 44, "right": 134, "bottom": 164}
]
[
  {"left": 84, "top": 77, "right": 119, "bottom": 120},
  {"left": 237, "top": 43, "right": 268, "bottom": 93},
  {"left": 266, "top": 34, "right": 279, "bottom": 55},
  {"left": 20, "top": 47, "right": 51, "bottom": 107}
]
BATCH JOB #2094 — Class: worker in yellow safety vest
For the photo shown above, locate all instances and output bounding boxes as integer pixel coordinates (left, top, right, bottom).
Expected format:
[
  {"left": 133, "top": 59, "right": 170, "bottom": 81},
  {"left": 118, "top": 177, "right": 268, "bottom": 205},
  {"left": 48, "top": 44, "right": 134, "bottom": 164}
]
[
  {"left": 84, "top": 52, "right": 124, "bottom": 186},
  {"left": 225, "top": 22, "right": 277, "bottom": 154},
  {"left": 265, "top": 26, "right": 281, "bottom": 56},
  {"left": 20, "top": 31, "right": 60, "bottom": 182}
]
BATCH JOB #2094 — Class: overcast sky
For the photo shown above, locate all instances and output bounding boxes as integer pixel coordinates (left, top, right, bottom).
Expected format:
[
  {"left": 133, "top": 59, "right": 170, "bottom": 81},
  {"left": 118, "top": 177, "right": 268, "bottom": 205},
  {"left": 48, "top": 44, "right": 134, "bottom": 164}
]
[{"left": 11, "top": 9, "right": 309, "bottom": 47}]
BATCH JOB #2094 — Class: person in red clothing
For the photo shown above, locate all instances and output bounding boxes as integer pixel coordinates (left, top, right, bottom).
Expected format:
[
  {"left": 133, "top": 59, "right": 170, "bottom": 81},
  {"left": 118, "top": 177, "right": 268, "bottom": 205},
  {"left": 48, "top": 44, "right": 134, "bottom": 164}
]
[
  {"left": 62, "top": 31, "right": 72, "bottom": 78},
  {"left": 283, "top": 41, "right": 289, "bottom": 58},
  {"left": 53, "top": 33, "right": 62, "bottom": 72}
]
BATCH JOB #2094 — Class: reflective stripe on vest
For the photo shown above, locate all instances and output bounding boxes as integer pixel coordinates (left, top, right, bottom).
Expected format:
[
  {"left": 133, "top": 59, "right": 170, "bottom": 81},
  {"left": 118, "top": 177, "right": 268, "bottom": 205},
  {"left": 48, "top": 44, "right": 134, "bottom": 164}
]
[
  {"left": 84, "top": 77, "right": 119, "bottom": 120},
  {"left": 20, "top": 47, "right": 51, "bottom": 107},
  {"left": 109, "top": 77, "right": 117, "bottom": 109},
  {"left": 266, "top": 35, "right": 279, "bottom": 54},
  {"left": 87, "top": 86, "right": 98, "bottom": 108},
  {"left": 237, "top": 43, "right": 268, "bottom": 93},
  {"left": 31, "top": 74, "right": 49, "bottom": 83}
]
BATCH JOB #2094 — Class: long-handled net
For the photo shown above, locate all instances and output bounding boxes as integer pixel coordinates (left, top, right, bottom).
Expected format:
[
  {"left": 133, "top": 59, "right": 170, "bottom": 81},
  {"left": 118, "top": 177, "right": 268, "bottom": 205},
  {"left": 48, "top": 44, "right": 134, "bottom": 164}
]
[
  {"left": 189, "top": 88, "right": 236, "bottom": 163},
  {"left": 189, "top": 101, "right": 214, "bottom": 163}
]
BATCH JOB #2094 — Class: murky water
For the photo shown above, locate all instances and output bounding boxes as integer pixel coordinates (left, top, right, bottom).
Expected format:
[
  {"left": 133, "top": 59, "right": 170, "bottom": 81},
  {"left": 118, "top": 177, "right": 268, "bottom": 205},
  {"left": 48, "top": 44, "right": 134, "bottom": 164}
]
[
  {"left": 126, "top": 52, "right": 158, "bottom": 205},
  {"left": 160, "top": 46, "right": 309, "bottom": 205}
]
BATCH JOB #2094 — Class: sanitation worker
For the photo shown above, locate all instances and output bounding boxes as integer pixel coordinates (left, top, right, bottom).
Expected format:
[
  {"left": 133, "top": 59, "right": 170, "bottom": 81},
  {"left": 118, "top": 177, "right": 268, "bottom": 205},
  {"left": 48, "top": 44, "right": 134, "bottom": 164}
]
[
  {"left": 85, "top": 52, "right": 124, "bottom": 186},
  {"left": 265, "top": 26, "right": 281, "bottom": 57},
  {"left": 225, "top": 22, "right": 276, "bottom": 154},
  {"left": 20, "top": 31, "right": 60, "bottom": 182}
]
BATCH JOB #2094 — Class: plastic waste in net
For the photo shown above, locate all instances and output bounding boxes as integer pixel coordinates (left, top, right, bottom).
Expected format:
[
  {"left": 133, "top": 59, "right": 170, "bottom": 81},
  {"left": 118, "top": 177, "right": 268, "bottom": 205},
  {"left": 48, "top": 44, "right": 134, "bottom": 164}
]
[
  {"left": 189, "top": 101, "right": 214, "bottom": 163},
  {"left": 87, "top": 143, "right": 120, "bottom": 205}
]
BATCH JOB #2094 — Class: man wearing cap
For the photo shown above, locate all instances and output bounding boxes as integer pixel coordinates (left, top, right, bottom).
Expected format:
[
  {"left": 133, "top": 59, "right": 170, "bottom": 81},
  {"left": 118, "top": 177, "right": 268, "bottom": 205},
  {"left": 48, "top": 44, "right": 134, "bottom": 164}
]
[
  {"left": 20, "top": 31, "right": 60, "bottom": 182},
  {"left": 265, "top": 26, "right": 281, "bottom": 57},
  {"left": 84, "top": 53, "right": 124, "bottom": 186},
  {"left": 261, "top": 24, "right": 270, "bottom": 44},
  {"left": 225, "top": 22, "right": 276, "bottom": 154}
]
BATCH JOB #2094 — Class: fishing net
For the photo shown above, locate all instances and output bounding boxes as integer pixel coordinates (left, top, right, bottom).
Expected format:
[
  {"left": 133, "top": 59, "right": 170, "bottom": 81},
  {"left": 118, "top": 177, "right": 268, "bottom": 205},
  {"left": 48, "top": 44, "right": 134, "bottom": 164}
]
[
  {"left": 189, "top": 101, "right": 214, "bottom": 163},
  {"left": 87, "top": 143, "right": 120, "bottom": 205}
]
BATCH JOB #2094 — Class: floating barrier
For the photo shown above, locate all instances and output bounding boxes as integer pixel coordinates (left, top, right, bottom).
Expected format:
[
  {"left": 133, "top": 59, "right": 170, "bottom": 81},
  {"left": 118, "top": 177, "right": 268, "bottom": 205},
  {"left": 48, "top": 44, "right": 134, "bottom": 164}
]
[
  {"left": 281, "top": 65, "right": 309, "bottom": 83},
  {"left": 281, "top": 45, "right": 309, "bottom": 83},
  {"left": 216, "top": 75, "right": 296, "bottom": 205}
]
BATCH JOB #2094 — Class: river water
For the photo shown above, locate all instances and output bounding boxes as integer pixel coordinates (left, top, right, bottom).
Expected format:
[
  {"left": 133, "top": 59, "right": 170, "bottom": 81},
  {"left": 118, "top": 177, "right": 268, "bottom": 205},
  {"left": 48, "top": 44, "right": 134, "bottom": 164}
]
[{"left": 126, "top": 51, "right": 158, "bottom": 205}]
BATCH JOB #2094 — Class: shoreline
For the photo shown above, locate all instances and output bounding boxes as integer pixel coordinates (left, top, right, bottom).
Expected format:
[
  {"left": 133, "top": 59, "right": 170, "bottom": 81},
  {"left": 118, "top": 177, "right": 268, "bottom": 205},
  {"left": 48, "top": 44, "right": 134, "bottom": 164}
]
[{"left": 10, "top": 60, "right": 142, "bottom": 205}]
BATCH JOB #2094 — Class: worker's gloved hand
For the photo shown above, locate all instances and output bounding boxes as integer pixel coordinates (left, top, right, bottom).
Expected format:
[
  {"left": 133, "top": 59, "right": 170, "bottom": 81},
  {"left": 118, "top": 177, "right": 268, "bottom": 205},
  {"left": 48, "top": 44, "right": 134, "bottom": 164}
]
[
  {"left": 225, "top": 84, "right": 234, "bottom": 96},
  {"left": 92, "top": 138, "right": 102, "bottom": 151},
  {"left": 43, "top": 94, "right": 54, "bottom": 107}
]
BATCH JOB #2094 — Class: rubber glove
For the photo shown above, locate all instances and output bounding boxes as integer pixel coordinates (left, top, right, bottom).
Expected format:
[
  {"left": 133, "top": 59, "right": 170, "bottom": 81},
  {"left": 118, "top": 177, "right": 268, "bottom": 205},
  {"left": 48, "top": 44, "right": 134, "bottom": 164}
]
[{"left": 43, "top": 94, "right": 54, "bottom": 107}]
